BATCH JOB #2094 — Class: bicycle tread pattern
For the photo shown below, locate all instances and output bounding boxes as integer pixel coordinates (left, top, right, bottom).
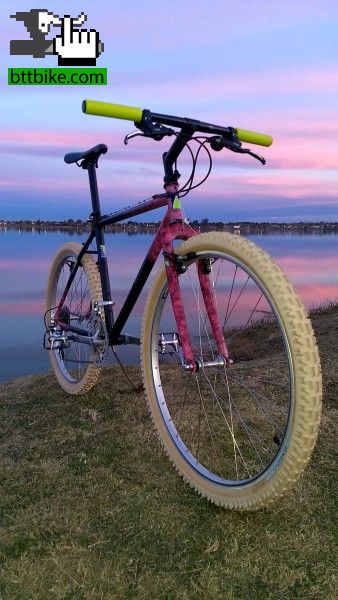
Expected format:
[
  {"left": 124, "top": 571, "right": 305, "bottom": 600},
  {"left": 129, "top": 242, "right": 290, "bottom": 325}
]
[
  {"left": 46, "top": 242, "right": 102, "bottom": 395},
  {"left": 141, "top": 232, "right": 322, "bottom": 509}
]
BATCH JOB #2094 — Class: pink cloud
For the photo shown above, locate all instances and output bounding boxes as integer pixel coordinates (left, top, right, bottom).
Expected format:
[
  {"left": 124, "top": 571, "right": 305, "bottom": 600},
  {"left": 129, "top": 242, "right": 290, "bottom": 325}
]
[
  {"left": 295, "top": 283, "right": 338, "bottom": 308},
  {"left": 1, "top": 99, "right": 337, "bottom": 207},
  {"left": 2, "top": 95, "right": 338, "bottom": 177},
  {"left": 0, "top": 129, "right": 123, "bottom": 149},
  {"left": 278, "top": 255, "right": 338, "bottom": 280},
  {"left": 256, "top": 110, "right": 338, "bottom": 142},
  {"left": 205, "top": 168, "right": 338, "bottom": 201},
  {"left": 0, "top": 257, "right": 50, "bottom": 270},
  {"left": 112, "top": 66, "right": 338, "bottom": 110},
  {"left": 0, "top": 300, "right": 45, "bottom": 316},
  {"left": 0, "top": 176, "right": 86, "bottom": 192},
  {"left": 267, "top": 142, "right": 338, "bottom": 170},
  {"left": 99, "top": 2, "right": 334, "bottom": 48}
]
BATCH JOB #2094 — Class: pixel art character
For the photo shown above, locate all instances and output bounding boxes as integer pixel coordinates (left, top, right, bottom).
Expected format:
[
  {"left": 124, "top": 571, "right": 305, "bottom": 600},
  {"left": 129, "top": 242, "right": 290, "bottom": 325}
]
[{"left": 10, "top": 10, "right": 104, "bottom": 65}]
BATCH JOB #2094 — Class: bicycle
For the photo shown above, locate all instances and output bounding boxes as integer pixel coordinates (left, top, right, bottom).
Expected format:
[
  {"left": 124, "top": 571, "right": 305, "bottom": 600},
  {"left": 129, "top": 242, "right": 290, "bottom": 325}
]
[{"left": 44, "top": 100, "right": 322, "bottom": 510}]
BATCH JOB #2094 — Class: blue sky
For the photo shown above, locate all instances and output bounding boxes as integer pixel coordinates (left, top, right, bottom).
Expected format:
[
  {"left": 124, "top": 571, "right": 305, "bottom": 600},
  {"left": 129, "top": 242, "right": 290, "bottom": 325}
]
[{"left": 1, "top": 0, "right": 338, "bottom": 221}]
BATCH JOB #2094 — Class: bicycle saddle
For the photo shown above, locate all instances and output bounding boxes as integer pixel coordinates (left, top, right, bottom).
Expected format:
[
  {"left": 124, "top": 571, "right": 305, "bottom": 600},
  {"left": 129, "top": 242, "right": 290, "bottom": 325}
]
[{"left": 64, "top": 143, "right": 108, "bottom": 165}]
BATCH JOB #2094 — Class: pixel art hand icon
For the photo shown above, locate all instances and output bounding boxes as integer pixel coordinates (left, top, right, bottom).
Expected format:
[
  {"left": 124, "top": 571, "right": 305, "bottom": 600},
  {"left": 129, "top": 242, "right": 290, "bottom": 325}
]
[{"left": 53, "top": 14, "right": 103, "bottom": 66}]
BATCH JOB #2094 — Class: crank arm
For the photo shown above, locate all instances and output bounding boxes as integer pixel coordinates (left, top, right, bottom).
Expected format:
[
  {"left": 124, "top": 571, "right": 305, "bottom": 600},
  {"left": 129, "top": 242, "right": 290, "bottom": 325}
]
[{"left": 67, "top": 333, "right": 105, "bottom": 347}]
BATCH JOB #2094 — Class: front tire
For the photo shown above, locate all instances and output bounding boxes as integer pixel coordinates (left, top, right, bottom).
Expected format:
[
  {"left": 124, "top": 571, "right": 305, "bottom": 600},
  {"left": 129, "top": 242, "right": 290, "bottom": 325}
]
[{"left": 141, "top": 232, "right": 322, "bottom": 509}]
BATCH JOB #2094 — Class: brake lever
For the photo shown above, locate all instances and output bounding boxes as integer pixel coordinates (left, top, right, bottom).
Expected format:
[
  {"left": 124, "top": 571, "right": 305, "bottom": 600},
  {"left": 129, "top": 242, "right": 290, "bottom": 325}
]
[
  {"left": 124, "top": 126, "right": 175, "bottom": 145},
  {"left": 234, "top": 147, "right": 266, "bottom": 165},
  {"left": 208, "top": 135, "right": 266, "bottom": 165},
  {"left": 124, "top": 131, "right": 144, "bottom": 145}
]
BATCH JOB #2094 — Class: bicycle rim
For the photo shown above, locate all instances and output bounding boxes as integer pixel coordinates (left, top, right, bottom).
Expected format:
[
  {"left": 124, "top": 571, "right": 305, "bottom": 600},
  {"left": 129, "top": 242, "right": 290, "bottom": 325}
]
[
  {"left": 141, "top": 233, "right": 322, "bottom": 508},
  {"left": 46, "top": 243, "right": 101, "bottom": 394}
]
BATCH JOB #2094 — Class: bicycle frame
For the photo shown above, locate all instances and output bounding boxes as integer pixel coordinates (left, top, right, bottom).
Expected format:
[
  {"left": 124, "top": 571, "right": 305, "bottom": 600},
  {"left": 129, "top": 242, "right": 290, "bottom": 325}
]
[{"left": 55, "top": 161, "right": 229, "bottom": 369}]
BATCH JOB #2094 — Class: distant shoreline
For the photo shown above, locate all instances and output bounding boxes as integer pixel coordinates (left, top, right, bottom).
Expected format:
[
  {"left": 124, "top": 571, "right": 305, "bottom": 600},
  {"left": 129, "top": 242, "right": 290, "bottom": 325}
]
[{"left": 1, "top": 219, "right": 337, "bottom": 235}]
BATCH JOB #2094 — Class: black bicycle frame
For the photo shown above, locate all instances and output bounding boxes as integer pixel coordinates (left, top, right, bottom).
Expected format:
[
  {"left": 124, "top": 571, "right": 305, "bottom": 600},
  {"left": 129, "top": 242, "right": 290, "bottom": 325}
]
[
  {"left": 69, "top": 161, "right": 179, "bottom": 347},
  {"left": 58, "top": 120, "right": 212, "bottom": 349}
]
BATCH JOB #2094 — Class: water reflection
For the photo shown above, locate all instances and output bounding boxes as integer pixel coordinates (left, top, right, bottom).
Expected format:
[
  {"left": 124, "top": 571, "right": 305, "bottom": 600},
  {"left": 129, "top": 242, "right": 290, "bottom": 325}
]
[{"left": 0, "top": 229, "right": 337, "bottom": 382}]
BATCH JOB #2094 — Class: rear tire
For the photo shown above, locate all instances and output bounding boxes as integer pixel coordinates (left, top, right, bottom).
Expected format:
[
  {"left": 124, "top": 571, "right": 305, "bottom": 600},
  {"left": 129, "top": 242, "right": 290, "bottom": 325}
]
[
  {"left": 46, "top": 242, "right": 102, "bottom": 395},
  {"left": 141, "top": 232, "right": 322, "bottom": 509}
]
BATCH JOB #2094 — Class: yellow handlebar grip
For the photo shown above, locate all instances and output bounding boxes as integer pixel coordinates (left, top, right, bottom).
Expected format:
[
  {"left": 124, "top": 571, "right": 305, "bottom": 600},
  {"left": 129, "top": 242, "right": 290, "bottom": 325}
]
[
  {"left": 83, "top": 100, "right": 143, "bottom": 123},
  {"left": 235, "top": 128, "right": 273, "bottom": 147}
]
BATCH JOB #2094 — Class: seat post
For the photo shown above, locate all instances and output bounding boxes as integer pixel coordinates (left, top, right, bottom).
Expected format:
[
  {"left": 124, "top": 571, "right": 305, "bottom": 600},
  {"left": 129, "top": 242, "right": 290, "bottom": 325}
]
[
  {"left": 64, "top": 145, "right": 107, "bottom": 217},
  {"left": 87, "top": 161, "right": 102, "bottom": 217},
  {"left": 85, "top": 160, "right": 114, "bottom": 330}
]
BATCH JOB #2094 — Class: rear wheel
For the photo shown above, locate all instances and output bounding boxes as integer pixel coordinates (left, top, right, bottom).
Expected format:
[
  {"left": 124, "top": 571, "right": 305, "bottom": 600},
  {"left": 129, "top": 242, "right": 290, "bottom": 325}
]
[
  {"left": 141, "top": 232, "right": 322, "bottom": 509},
  {"left": 46, "top": 242, "right": 103, "bottom": 395}
]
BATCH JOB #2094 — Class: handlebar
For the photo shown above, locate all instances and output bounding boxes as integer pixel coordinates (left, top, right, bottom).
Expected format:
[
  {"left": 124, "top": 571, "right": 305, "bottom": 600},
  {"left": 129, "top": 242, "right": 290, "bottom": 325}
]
[
  {"left": 83, "top": 100, "right": 143, "bottom": 123},
  {"left": 235, "top": 128, "right": 272, "bottom": 147},
  {"left": 82, "top": 99, "right": 273, "bottom": 148}
]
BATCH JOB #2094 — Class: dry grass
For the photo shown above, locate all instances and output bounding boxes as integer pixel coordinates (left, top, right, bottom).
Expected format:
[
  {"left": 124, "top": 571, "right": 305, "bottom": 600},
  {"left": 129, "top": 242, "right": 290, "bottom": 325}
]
[{"left": 0, "top": 306, "right": 337, "bottom": 599}]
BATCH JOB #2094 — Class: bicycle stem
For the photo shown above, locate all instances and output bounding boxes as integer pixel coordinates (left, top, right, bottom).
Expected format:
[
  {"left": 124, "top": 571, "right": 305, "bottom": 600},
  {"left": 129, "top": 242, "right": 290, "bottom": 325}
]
[{"left": 162, "top": 125, "right": 195, "bottom": 184}]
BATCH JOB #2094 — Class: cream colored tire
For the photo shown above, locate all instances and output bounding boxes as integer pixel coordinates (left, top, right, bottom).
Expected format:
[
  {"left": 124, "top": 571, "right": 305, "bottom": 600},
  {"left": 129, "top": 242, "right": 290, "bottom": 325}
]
[
  {"left": 141, "top": 232, "right": 322, "bottom": 509},
  {"left": 46, "top": 242, "right": 102, "bottom": 395}
]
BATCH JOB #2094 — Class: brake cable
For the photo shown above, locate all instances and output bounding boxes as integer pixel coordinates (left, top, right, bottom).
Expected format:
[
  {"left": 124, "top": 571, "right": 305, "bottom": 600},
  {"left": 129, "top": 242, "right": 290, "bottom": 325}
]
[
  {"left": 178, "top": 136, "right": 213, "bottom": 196},
  {"left": 122, "top": 127, "right": 266, "bottom": 196}
]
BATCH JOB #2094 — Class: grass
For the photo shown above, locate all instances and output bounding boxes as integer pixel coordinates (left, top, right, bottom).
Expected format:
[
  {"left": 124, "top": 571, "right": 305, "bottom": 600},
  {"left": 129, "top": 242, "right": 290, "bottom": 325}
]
[{"left": 0, "top": 304, "right": 337, "bottom": 599}]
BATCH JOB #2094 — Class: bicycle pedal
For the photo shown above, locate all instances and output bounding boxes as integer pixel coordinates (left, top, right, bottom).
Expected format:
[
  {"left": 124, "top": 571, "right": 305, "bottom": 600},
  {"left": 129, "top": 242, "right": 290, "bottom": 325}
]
[{"left": 158, "top": 332, "right": 180, "bottom": 354}]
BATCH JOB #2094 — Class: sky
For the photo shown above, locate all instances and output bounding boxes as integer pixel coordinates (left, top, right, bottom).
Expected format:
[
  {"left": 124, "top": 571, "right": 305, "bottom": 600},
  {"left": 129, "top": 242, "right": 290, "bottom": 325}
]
[{"left": 1, "top": 0, "right": 338, "bottom": 222}]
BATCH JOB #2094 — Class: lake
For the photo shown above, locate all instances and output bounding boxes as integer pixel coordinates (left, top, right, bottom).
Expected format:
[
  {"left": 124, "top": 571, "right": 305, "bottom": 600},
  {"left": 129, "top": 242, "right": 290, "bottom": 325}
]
[{"left": 1, "top": 228, "right": 337, "bottom": 383}]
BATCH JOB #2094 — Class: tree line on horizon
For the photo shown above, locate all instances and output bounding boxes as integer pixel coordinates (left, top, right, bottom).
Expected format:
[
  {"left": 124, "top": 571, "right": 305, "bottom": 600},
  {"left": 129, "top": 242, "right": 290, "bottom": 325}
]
[{"left": 1, "top": 218, "right": 337, "bottom": 234}]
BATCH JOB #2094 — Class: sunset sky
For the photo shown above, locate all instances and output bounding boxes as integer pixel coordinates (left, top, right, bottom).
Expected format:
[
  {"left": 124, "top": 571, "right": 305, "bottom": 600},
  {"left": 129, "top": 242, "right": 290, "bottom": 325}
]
[{"left": 1, "top": 0, "right": 337, "bottom": 222}]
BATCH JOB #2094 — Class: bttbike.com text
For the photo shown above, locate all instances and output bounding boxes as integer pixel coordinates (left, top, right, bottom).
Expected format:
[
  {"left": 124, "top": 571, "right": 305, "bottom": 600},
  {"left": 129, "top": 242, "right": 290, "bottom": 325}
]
[{"left": 8, "top": 68, "right": 107, "bottom": 85}]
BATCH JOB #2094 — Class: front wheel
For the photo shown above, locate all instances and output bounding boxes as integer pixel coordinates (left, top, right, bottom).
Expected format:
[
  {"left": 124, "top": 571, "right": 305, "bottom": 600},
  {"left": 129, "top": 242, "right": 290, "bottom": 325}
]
[
  {"left": 141, "top": 232, "right": 322, "bottom": 509},
  {"left": 46, "top": 242, "right": 103, "bottom": 395}
]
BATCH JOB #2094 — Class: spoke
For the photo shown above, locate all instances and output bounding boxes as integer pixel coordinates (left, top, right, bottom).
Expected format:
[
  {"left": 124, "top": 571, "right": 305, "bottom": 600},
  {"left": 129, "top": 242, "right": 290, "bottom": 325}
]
[
  {"left": 175, "top": 379, "right": 191, "bottom": 430},
  {"left": 219, "top": 371, "right": 276, "bottom": 457},
  {"left": 226, "top": 318, "right": 276, "bottom": 343},
  {"left": 154, "top": 248, "right": 293, "bottom": 486},
  {"left": 58, "top": 356, "right": 92, "bottom": 365},
  {"left": 223, "top": 270, "right": 250, "bottom": 329},
  {"left": 222, "top": 366, "right": 239, "bottom": 479},
  {"left": 242, "top": 292, "right": 265, "bottom": 329},
  {"left": 56, "top": 259, "right": 92, "bottom": 380},
  {"left": 201, "top": 368, "right": 252, "bottom": 478},
  {"left": 194, "top": 375, "right": 223, "bottom": 468},
  {"left": 226, "top": 369, "right": 286, "bottom": 434},
  {"left": 224, "top": 264, "right": 237, "bottom": 324},
  {"left": 194, "top": 376, "right": 202, "bottom": 457},
  {"left": 202, "top": 368, "right": 270, "bottom": 469}
]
